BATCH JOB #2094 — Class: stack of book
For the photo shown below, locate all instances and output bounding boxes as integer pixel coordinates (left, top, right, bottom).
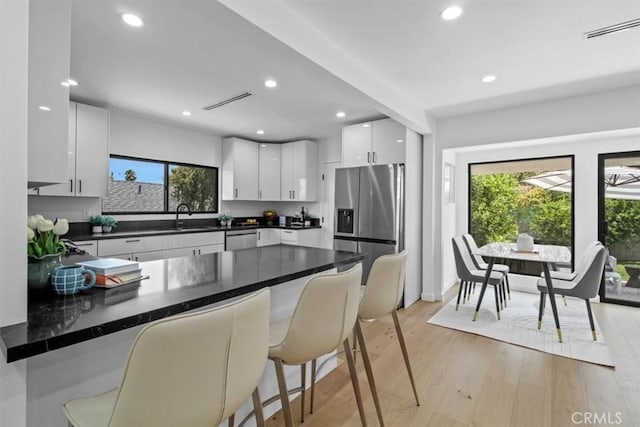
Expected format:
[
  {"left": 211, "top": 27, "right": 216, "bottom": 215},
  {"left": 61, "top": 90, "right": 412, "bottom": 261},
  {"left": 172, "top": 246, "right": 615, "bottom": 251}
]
[{"left": 76, "top": 258, "right": 146, "bottom": 288}]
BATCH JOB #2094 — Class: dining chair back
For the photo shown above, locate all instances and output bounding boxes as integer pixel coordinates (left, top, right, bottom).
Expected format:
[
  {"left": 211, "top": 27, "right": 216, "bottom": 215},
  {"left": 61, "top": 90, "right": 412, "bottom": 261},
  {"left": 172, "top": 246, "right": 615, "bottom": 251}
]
[{"left": 461, "top": 234, "right": 486, "bottom": 270}]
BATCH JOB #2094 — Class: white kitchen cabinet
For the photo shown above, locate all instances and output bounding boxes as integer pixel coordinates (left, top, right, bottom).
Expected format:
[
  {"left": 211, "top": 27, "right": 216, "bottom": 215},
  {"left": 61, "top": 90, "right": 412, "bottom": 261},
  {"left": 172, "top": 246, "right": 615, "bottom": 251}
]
[
  {"left": 280, "top": 228, "right": 321, "bottom": 248},
  {"left": 39, "top": 102, "right": 109, "bottom": 197},
  {"left": 195, "top": 244, "right": 224, "bottom": 255},
  {"left": 280, "top": 140, "right": 318, "bottom": 202},
  {"left": 97, "top": 235, "right": 167, "bottom": 257},
  {"left": 258, "top": 144, "right": 281, "bottom": 201},
  {"left": 73, "top": 240, "right": 98, "bottom": 257},
  {"left": 27, "top": 0, "right": 71, "bottom": 187},
  {"left": 257, "top": 228, "right": 281, "bottom": 247},
  {"left": 342, "top": 118, "right": 406, "bottom": 167},
  {"left": 342, "top": 122, "right": 372, "bottom": 167},
  {"left": 371, "top": 118, "right": 406, "bottom": 165},
  {"left": 222, "top": 138, "right": 259, "bottom": 200},
  {"left": 132, "top": 250, "right": 166, "bottom": 262}
]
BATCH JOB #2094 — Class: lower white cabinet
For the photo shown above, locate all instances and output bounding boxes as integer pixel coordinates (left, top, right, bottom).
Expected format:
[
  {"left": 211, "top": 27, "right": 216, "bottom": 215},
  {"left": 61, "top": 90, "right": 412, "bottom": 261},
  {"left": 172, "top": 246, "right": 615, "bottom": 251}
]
[
  {"left": 280, "top": 229, "right": 321, "bottom": 248},
  {"left": 73, "top": 240, "right": 98, "bottom": 256},
  {"left": 257, "top": 229, "right": 281, "bottom": 247},
  {"left": 96, "top": 232, "right": 225, "bottom": 260}
]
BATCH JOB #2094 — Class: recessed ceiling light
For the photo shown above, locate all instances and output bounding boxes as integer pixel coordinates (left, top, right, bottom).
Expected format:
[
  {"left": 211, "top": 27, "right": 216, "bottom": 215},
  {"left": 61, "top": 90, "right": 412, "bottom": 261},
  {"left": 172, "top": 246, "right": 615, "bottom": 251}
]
[
  {"left": 122, "top": 13, "right": 144, "bottom": 27},
  {"left": 261, "top": 144, "right": 267, "bottom": 147},
  {"left": 38, "top": 106, "right": 51, "bottom": 111},
  {"left": 481, "top": 75, "right": 497, "bottom": 83},
  {"left": 440, "top": 6, "right": 463, "bottom": 20},
  {"left": 362, "top": 124, "right": 370, "bottom": 128},
  {"left": 257, "top": 129, "right": 265, "bottom": 135},
  {"left": 182, "top": 110, "right": 192, "bottom": 116},
  {"left": 264, "top": 79, "right": 277, "bottom": 88},
  {"left": 60, "top": 79, "right": 78, "bottom": 87},
  {"left": 336, "top": 111, "right": 346, "bottom": 118},
  {"left": 397, "top": 139, "right": 404, "bottom": 143}
]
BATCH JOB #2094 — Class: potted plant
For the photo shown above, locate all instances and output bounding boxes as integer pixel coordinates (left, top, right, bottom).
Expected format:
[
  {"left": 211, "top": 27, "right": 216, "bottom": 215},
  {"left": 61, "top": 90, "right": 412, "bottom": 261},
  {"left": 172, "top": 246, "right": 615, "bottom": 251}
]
[
  {"left": 219, "top": 213, "right": 233, "bottom": 228},
  {"left": 100, "top": 215, "right": 118, "bottom": 233},
  {"left": 27, "top": 215, "right": 69, "bottom": 295},
  {"left": 89, "top": 215, "right": 118, "bottom": 233}
]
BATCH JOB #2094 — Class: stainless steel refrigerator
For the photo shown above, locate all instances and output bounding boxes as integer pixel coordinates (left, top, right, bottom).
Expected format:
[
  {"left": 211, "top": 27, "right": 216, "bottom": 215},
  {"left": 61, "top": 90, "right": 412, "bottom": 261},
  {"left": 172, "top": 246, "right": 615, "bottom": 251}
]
[{"left": 333, "top": 164, "right": 404, "bottom": 282}]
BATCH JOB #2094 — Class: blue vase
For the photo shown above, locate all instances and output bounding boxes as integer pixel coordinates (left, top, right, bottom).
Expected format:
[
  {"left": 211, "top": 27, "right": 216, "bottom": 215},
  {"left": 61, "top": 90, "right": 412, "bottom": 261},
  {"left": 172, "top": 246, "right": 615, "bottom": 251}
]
[{"left": 28, "top": 253, "right": 62, "bottom": 300}]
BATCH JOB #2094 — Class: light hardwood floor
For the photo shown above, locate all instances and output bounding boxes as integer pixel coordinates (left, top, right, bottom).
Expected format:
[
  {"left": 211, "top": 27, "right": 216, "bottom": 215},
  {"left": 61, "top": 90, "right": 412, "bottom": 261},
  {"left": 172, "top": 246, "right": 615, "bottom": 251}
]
[{"left": 265, "top": 286, "right": 640, "bottom": 426}]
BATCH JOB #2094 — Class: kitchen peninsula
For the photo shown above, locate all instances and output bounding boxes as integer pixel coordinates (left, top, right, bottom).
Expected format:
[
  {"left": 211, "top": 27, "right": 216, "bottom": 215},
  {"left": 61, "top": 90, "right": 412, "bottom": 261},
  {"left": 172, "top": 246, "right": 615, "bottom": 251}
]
[
  {"left": 2, "top": 245, "right": 363, "bottom": 426},
  {"left": 1, "top": 245, "right": 363, "bottom": 363}
]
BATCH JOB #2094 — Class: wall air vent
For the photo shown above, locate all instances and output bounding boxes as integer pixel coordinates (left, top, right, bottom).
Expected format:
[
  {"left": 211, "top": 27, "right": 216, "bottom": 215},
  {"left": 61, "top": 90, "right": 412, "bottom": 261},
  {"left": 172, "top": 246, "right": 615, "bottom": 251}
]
[
  {"left": 201, "top": 92, "right": 252, "bottom": 111},
  {"left": 584, "top": 18, "right": 640, "bottom": 39}
]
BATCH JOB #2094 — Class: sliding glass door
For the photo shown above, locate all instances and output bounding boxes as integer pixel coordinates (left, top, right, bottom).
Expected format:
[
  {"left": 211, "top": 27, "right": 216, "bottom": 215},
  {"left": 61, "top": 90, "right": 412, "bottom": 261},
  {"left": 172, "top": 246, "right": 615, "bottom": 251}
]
[{"left": 598, "top": 151, "right": 640, "bottom": 307}]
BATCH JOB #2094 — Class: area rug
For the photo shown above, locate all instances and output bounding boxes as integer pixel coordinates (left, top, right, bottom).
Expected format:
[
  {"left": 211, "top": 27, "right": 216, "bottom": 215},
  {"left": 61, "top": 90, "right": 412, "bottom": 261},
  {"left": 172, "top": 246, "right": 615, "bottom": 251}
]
[{"left": 427, "top": 290, "right": 615, "bottom": 367}]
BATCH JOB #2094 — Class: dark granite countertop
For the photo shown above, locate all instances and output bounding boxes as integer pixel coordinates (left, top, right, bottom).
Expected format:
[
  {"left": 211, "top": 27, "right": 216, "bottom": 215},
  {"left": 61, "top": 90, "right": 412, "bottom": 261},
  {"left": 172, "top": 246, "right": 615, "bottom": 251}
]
[
  {"left": 69, "top": 224, "right": 321, "bottom": 242},
  {"left": 1, "top": 245, "right": 363, "bottom": 362}
]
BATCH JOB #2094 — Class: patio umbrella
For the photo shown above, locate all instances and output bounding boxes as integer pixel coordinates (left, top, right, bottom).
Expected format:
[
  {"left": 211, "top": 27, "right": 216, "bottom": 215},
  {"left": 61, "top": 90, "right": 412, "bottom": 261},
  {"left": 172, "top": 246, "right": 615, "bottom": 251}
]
[{"left": 523, "top": 166, "right": 640, "bottom": 200}]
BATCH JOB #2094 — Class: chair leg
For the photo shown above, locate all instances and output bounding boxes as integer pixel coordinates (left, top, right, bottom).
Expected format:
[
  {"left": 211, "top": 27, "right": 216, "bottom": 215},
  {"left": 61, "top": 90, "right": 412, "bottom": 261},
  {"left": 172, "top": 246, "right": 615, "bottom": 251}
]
[
  {"left": 505, "top": 275, "right": 511, "bottom": 300},
  {"left": 300, "top": 362, "right": 307, "bottom": 423},
  {"left": 228, "top": 413, "right": 235, "bottom": 427},
  {"left": 343, "top": 337, "right": 368, "bottom": 427},
  {"left": 354, "top": 321, "right": 385, "bottom": 426},
  {"left": 274, "top": 358, "right": 295, "bottom": 427},
  {"left": 493, "top": 284, "right": 501, "bottom": 320},
  {"left": 463, "top": 280, "right": 469, "bottom": 304},
  {"left": 472, "top": 281, "right": 476, "bottom": 294},
  {"left": 498, "top": 280, "right": 505, "bottom": 310},
  {"left": 456, "top": 280, "right": 464, "bottom": 310},
  {"left": 538, "top": 292, "right": 546, "bottom": 329},
  {"left": 391, "top": 310, "right": 420, "bottom": 406},
  {"left": 585, "top": 299, "right": 597, "bottom": 341},
  {"left": 502, "top": 279, "right": 508, "bottom": 308},
  {"left": 310, "top": 358, "right": 317, "bottom": 414},
  {"left": 252, "top": 388, "right": 266, "bottom": 427}
]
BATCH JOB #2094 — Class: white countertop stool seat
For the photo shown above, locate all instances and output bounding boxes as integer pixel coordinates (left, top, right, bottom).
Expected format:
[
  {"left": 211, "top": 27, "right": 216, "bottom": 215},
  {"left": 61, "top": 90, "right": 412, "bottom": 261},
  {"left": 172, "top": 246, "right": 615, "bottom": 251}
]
[
  {"left": 62, "top": 288, "right": 271, "bottom": 427},
  {"left": 266, "top": 264, "right": 366, "bottom": 427}
]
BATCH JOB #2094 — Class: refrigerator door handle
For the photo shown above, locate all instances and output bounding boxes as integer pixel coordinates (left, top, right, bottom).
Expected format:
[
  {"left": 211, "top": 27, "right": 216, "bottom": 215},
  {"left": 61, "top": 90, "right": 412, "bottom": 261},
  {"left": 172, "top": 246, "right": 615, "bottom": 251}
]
[
  {"left": 367, "top": 152, "right": 371, "bottom": 163},
  {"left": 373, "top": 152, "right": 377, "bottom": 163}
]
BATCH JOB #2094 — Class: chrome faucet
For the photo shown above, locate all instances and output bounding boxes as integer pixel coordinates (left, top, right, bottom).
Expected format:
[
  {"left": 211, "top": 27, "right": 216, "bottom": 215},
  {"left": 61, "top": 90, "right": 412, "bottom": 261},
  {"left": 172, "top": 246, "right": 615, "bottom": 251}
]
[{"left": 175, "top": 203, "right": 192, "bottom": 230}]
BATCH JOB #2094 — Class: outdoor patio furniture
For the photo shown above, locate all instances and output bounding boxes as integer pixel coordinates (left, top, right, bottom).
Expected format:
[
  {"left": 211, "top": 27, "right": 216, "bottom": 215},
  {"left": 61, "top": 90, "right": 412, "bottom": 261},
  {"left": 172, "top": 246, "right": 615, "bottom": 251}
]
[{"left": 624, "top": 264, "right": 640, "bottom": 288}]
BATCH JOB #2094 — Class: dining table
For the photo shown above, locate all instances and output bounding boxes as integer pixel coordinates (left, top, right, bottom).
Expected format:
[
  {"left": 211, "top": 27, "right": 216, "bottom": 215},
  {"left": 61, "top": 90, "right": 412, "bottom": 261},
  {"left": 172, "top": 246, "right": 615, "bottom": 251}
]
[{"left": 473, "top": 242, "right": 572, "bottom": 342}]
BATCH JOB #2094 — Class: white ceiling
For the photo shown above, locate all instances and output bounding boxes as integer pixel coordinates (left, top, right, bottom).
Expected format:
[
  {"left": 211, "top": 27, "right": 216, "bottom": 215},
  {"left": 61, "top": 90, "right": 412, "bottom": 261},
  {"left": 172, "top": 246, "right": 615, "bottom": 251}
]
[
  {"left": 274, "top": 0, "right": 640, "bottom": 118},
  {"left": 71, "top": 0, "right": 640, "bottom": 141},
  {"left": 70, "top": 0, "right": 383, "bottom": 141}
]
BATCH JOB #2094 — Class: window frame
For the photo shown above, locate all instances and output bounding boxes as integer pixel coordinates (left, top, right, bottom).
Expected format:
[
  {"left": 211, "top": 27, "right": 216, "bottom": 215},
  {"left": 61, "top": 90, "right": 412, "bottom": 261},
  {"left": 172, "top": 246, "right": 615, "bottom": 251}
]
[
  {"left": 467, "top": 154, "right": 575, "bottom": 275},
  {"left": 103, "top": 154, "right": 219, "bottom": 215}
]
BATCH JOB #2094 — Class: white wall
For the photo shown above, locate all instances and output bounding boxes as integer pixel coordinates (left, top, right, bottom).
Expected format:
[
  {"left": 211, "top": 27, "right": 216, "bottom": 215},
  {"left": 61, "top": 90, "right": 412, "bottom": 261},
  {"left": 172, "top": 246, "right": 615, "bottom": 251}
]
[
  {"left": 0, "top": 0, "right": 29, "bottom": 424},
  {"left": 428, "top": 86, "right": 640, "bottom": 300},
  {"left": 404, "top": 129, "right": 423, "bottom": 306},
  {"left": 440, "top": 149, "right": 457, "bottom": 293}
]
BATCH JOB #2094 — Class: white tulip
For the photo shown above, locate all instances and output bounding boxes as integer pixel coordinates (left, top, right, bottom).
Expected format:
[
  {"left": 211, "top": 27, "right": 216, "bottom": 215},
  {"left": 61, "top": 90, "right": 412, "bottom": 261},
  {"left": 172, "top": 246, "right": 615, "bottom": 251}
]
[
  {"left": 27, "top": 227, "right": 35, "bottom": 241},
  {"left": 34, "top": 214, "right": 45, "bottom": 221},
  {"left": 53, "top": 218, "right": 69, "bottom": 236},
  {"left": 37, "top": 219, "right": 54, "bottom": 233},
  {"left": 27, "top": 215, "right": 39, "bottom": 230}
]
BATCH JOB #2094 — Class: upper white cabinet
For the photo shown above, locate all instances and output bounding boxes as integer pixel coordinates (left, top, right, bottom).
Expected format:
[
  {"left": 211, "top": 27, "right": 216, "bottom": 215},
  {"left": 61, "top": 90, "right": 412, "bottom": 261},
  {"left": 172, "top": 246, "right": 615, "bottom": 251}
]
[
  {"left": 222, "top": 138, "right": 259, "bottom": 200},
  {"left": 281, "top": 140, "right": 318, "bottom": 202},
  {"left": 39, "top": 102, "right": 109, "bottom": 197},
  {"left": 27, "top": 0, "right": 71, "bottom": 187},
  {"left": 258, "top": 144, "right": 281, "bottom": 201},
  {"left": 342, "top": 118, "right": 406, "bottom": 167}
]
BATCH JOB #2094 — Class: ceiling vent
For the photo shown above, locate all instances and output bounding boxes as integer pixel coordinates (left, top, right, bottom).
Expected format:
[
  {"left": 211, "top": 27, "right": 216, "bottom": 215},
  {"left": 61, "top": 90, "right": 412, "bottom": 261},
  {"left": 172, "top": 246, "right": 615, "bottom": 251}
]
[
  {"left": 584, "top": 18, "right": 640, "bottom": 39},
  {"left": 202, "top": 92, "right": 252, "bottom": 111}
]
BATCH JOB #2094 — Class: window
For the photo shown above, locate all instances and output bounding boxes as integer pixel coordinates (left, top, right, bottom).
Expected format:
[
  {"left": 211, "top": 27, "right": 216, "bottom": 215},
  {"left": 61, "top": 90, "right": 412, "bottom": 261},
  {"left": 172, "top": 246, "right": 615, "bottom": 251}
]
[
  {"left": 103, "top": 155, "right": 218, "bottom": 214},
  {"left": 468, "top": 156, "right": 574, "bottom": 276}
]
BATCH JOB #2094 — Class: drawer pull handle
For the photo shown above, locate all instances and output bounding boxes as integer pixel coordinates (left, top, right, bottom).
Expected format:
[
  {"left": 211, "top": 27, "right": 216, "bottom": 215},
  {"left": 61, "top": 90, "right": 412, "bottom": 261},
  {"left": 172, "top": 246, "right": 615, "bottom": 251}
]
[
  {"left": 75, "top": 243, "right": 94, "bottom": 247},
  {"left": 125, "top": 239, "right": 141, "bottom": 243}
]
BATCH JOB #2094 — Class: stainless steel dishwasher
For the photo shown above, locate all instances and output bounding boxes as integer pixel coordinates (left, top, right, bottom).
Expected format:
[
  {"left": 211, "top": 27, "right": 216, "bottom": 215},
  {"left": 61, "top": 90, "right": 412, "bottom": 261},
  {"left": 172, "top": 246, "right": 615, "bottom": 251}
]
[{"left": 225, "top": 229, "right": 258, "bottom": 250}]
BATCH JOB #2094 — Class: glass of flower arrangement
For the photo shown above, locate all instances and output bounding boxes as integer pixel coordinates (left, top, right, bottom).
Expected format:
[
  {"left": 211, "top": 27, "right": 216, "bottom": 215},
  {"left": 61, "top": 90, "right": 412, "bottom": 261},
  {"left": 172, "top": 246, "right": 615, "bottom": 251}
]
[{"left": 27, "top": 215, "right": 69, "bottom": 295}]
